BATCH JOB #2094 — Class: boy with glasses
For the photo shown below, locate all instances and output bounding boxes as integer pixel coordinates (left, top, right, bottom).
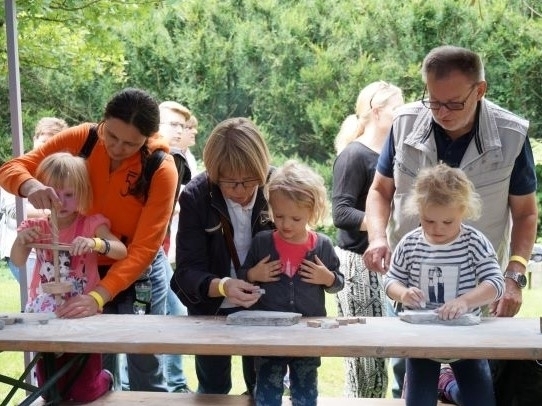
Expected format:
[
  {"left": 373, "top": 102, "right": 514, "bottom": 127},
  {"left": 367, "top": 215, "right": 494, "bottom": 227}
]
[{"left": 156, "top": 101, "right": 193, "bottom": 393}]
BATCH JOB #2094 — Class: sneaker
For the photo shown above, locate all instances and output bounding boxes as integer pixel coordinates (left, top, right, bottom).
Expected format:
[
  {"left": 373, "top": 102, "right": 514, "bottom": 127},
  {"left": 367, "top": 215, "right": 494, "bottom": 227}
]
[
  {"left": 437, "top": 365, "right": 455, "bottom": 402},
  {"left": 103, "top": 369, "right": 114, "bottom": 391},
  {"left": 173, "top": 385, "right": 193, "bottom": 393}
]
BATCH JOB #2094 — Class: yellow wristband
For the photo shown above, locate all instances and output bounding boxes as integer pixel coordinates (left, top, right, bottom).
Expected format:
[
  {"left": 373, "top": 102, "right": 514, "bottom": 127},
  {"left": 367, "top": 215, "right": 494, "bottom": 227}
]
[
  {"left": 88, "top": 290, "right": 105, "bottom": 311},
  {"left": 92, "top": 238, "right": 105, "bottom": 254},
  {"left": 218, "top": 277, "right": 231, "bottom": 297},
  {"left": 510, "top": 255, "right": 528, "bottom": 268}
]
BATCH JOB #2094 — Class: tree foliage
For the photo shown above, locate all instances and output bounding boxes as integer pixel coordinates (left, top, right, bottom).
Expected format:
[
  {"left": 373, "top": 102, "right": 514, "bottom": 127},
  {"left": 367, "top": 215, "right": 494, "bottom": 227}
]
[
  {"left": 1, "top": 0, "right": 541, "bottom": 164},
  {"left": 0, "top": 0, "right": 154, "bottom": 153}
]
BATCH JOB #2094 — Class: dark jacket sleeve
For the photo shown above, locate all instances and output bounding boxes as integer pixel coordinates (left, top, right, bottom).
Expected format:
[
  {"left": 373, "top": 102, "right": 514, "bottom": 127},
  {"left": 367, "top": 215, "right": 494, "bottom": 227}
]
[
  {"left": 170, "top": 174, "right": 225, "bottom": 314},
  {"left": 316, "top": 233, "right": 344, "bottom": 294}
]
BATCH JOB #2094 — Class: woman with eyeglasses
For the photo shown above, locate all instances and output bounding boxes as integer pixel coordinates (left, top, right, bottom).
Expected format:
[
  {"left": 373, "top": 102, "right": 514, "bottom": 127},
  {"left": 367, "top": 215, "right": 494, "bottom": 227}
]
[
  {"left": 170, "top": 117, "right": 274, "bottom": 396},
  {"left": 332, "top": 81, "right": 404, "bottom": 398}
]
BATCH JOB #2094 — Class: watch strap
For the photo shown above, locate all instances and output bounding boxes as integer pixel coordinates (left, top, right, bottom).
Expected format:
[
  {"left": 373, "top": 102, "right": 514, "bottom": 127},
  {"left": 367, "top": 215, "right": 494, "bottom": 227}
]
[{"left": 504, "top": 270, "right": 527, "bottom": 288}]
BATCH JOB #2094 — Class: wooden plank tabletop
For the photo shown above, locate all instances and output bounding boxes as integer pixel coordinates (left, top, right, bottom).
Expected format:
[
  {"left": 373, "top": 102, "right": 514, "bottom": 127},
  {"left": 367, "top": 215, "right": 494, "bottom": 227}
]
[
  {"left": 30, "top": 392, "right": 423, "bottom": 405},
  {"left": 1, "top": 315, "right": 541, "bottom": 359}
]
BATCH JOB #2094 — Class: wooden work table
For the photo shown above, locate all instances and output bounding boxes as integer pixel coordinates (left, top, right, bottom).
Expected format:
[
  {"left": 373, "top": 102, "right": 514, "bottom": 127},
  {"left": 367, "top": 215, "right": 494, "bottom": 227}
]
[{"left": 1, "top": 314, "right": 541, "bottom": 360}]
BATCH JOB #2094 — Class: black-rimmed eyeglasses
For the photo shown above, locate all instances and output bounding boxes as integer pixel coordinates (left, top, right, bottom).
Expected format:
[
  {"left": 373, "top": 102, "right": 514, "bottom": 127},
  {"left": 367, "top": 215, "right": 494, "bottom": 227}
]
[
  {"left": 218, "top": 179, "right": 260, "bottom": 190},
  {"left": 421, "top": 84, "right": 478, "bottom": 111}
]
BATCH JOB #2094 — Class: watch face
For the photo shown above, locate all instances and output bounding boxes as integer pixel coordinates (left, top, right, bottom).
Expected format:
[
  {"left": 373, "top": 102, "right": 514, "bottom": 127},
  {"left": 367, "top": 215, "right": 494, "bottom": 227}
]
[
  {"left": 517, "top": 273, "right": 527, "bottom": 288},
  {"left": 506, "top": 271, "right": 527, "bottom": 288}
]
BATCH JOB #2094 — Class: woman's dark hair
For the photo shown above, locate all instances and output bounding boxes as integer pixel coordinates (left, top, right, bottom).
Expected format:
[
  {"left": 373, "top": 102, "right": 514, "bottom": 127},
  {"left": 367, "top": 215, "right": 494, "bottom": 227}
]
[{"left": 104, "top": 88, "right": 161, "bottom": 201}]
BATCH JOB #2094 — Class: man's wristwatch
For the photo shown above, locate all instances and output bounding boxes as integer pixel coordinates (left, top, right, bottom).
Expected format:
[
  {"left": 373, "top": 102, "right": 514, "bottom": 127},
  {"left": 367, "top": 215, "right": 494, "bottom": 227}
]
[{"left": 504, "top": 270, "right": 527, "bottom": 289}]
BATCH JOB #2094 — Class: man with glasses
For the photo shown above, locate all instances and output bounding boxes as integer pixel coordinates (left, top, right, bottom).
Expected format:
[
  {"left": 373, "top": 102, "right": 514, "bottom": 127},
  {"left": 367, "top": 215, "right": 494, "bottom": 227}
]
[{"left": 362, "top": 45, "right": 538, "bottom": 405}]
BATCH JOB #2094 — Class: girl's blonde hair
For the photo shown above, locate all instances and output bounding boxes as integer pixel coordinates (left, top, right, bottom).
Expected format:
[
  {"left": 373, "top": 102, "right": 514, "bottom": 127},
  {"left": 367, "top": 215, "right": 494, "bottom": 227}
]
[
  {"left": 265, "top": 160, "right": 327, "bottom": 228},
  {"left": 204, "top": 117, "right": 270, "bottom": 185},
  {"left": 36, "top": 152, "right": 92, "bottom": 214},
  {"left": 405, "top": 163, "right": 481, "bottom": 220},
  {"left": 334, "top": 80, "right": 403, "bottom": 154}
]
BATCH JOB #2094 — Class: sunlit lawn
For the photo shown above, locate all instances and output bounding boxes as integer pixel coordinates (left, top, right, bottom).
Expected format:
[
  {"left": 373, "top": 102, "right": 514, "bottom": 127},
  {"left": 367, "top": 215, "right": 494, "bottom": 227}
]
[{"left": 2, "top": 263, "right": 542, "bottom": 405}]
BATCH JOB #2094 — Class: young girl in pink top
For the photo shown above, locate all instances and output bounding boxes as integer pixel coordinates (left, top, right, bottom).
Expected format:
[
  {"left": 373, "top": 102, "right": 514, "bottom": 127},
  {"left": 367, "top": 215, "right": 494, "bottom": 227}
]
[
  {"left": 11, "top": 152, "right": 127, "bottom": 402},
  {"left": 238, "top": 160, "right": 344, "bottom": 406}
]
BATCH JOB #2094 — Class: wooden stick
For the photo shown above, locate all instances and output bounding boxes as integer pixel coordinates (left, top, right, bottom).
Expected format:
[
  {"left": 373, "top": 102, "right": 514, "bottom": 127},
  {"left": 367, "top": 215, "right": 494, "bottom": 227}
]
[
  {"left": 50, "top": 208, "right": 62, "bottom": 306},
  {"left": 35, "top": 213, "right": 72, "bottom": 297},
  {"left": 26, "top": 243, "right": 72, "bottom": 250}
]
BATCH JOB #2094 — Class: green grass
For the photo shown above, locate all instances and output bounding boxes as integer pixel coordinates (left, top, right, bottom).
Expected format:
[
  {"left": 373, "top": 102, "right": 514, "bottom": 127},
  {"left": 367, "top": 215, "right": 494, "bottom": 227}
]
[{"left": 2, "top": 263, "right": 542, "bottom": 405}]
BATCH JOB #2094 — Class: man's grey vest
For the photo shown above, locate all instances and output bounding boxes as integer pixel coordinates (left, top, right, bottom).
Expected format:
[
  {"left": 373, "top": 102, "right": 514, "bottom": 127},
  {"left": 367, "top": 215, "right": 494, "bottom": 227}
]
[{"left": 389, "top": 99, "right": 529, "bottom": 269}]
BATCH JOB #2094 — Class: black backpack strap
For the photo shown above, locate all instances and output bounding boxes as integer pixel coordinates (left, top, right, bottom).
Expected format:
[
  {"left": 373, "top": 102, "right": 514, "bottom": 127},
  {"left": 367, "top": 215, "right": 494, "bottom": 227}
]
[
  {"left": 78, "top": 126, "right": 99, "bottom": 158},
  {"left": 142, "top": 149, "right": 167, "bottom": 201}
]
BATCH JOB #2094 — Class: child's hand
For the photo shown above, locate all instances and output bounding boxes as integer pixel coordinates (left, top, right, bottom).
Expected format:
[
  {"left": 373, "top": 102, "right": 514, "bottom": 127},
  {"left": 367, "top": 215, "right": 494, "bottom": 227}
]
[
  {"left": 400, "top": 287, "right": 426, "bottom": 309},
  {"left": 247, "top": 255, "right": 282, "bottom": 283},
  {"left": 437, "top": 298, "right": 469, "bottom": 320},
  {"left": 299, "top": 255, "right": 334, "bottom": 286},
  {"left": 16, "top": 226, "right": 41, "bottom": 245},
  {"left": 70, "top": 236, "right": 95, "bottom": 256}
]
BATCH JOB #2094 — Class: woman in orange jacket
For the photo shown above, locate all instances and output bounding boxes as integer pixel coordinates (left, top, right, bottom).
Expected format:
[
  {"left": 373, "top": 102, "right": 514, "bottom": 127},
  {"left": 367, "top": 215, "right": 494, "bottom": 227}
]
[{"left": 0, "top": 87, "right": 177, "bottom": 392}]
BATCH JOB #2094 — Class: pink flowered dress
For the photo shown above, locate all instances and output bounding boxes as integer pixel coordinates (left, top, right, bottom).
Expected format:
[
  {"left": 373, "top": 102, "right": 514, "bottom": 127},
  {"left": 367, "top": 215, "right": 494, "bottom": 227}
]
[{"left": 21, "top": 214, "right": 110, "bottom": 313}]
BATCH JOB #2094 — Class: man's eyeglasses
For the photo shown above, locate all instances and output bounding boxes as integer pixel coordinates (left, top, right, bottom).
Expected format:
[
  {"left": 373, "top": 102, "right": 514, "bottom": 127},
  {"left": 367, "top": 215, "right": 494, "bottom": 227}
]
[
  {"left": 421, "top": 84, "right": 478, "bottom": 111},
  {"left": 218, "top": 179, "right": 260, "bottom": 190},
  {"left": 161, "top": 121, "right": 186, "bottom": 129}
]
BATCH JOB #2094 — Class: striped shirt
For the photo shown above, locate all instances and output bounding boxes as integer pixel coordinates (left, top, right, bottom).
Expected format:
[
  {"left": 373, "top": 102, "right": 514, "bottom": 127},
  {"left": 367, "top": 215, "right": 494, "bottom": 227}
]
[{"left": 384, "top": 224, "right": 504, "bottom": 315}]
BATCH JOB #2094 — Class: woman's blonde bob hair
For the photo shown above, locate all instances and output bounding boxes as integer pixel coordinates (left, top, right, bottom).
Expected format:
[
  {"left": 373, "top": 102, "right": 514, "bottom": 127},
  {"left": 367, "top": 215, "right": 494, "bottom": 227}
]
[
  {"left": 203, "top": 117, "right": 270, "bottom": 185},
  {"left": 36, "top": 152, "right": 92, "bottom": 214}
]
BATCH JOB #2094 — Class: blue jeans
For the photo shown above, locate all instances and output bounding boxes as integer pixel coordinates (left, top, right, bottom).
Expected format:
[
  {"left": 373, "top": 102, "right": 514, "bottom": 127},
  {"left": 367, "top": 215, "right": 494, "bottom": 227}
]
[
  {"left": 406, "top": 358, "right": 495, "bottom": 406},
  {"left": 163, "top": 261, "right": 189, "bottom": 392},
  {"left": 102, "top": 248, "right": 169, "bottom": 392},
  {"left": 386, "top": 298, "right": 405, "bottom": 398},
  {"left": 254, "top": 356, "right": 319, "bottom": 406},
  {"left": 447, "top": 376, "right": 462, "bottom": 405}
]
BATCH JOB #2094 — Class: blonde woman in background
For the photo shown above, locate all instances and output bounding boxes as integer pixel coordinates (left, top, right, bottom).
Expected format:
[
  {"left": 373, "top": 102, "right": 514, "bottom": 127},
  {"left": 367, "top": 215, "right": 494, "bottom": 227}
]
[{"left": 331, "top": 81, "right": 403, "bottom": 398}]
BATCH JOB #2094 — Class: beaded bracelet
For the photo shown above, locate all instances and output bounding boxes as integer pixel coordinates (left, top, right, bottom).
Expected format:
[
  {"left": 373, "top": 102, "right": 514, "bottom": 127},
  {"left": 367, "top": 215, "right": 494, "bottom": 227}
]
[{"left": 101, "top": 238, "right": 111, "bottom": 255}]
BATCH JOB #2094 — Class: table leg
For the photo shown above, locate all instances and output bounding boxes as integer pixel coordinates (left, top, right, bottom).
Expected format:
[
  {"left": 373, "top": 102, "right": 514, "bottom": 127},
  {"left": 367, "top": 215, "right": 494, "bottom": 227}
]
[
  {"left": 0, "top": 353, "right": 39, "bottom": 406},
  {"left": 9, "top": 352, "right": 89, "bottom": 406}
]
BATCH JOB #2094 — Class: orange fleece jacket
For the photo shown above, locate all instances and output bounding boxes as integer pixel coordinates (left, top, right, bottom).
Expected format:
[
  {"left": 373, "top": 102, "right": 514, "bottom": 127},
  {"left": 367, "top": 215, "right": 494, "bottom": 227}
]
[{"left": 0, "top": 123, "right": 177, "bottom": 299}]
